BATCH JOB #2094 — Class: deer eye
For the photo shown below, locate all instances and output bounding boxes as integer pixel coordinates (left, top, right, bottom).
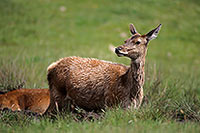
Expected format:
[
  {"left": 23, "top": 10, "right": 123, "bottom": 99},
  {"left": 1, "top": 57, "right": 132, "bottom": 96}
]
[{"left": 135, "top": 41, "right": 141, "bottom": 45}]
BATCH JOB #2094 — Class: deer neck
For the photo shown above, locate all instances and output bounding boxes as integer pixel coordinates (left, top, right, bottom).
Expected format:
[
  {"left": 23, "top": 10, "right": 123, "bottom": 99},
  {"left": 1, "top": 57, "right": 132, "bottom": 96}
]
[{"left": 127, "top": 56, "right": 145, "bottom": 98}]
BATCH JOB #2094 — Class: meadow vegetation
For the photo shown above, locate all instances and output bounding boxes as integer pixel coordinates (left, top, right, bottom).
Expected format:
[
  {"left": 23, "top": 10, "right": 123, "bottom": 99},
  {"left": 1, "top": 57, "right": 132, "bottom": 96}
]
[{"left": 0, "top": 0, "right": 200, "bottom": 132}]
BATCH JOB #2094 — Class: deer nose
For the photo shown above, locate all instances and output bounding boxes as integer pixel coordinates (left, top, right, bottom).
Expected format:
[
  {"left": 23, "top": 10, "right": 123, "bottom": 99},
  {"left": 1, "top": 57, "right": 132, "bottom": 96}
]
[{"left": 115, "top": 47, "right": 122, "bottom": 54}]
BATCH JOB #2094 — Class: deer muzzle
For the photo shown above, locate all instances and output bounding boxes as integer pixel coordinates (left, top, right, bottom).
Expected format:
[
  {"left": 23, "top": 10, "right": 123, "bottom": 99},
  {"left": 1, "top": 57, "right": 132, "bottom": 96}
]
[{"left": 115, "top": 47, "right": 128, "bottom": 57}]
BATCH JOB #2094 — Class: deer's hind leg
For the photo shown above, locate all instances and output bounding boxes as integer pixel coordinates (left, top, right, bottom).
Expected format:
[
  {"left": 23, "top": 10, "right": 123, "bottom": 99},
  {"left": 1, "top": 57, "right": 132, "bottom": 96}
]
[{"left": 44, "top": 84, "right": 68, "bottom": 115}]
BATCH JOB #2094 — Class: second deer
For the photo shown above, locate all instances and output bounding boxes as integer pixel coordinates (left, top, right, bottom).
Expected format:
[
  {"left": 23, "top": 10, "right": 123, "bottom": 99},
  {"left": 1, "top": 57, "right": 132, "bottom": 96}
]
[
  {"left": 45, "top": 23, "right": 162, "bottom": 114},
  {"left": 0, "top": 88, "right": 50, "bottom": 115}
]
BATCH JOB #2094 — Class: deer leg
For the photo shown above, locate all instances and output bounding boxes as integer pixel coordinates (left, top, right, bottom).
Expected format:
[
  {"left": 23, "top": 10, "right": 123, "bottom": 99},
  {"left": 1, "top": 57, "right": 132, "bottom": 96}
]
[
  {"left": 134, "top": 88, "right": 144, "bottom": 108},
  {"left": 120, "top": 98, "right": 132, "bottom": 109},
  {"left": 43, "top": 87, "right": 57, "bottom": 115},
  {"left": 43, "top": 84, "right": 65, "bottom": 115}
]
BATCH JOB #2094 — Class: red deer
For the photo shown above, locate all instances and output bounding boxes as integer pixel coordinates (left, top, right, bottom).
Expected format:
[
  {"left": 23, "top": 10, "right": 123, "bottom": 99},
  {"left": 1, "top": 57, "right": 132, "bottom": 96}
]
[
  {"left": 45, "top": 24, "right": 162, "bottom": 114},
  {"left": 0, "top": 88, "right": 50, "bottom": 115}
]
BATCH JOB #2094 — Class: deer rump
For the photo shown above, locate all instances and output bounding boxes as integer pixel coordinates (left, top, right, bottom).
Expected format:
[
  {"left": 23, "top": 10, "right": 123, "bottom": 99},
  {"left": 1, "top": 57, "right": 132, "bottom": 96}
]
[{"left": 47, "top": 57, "right": 130, "bottom": 111}]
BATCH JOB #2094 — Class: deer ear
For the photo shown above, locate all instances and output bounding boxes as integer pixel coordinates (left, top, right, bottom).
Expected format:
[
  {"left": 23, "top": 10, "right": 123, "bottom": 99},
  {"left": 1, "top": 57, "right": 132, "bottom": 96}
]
[
  {"left": 130, "top": 24, "right": 137, "bottom": 35},
  {"left": 146, "top": 24, "right": 162, "bottom": 41}
]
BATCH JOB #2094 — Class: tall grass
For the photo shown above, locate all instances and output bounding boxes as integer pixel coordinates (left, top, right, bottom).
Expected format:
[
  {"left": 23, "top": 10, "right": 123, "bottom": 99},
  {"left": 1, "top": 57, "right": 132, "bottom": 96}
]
[{"left": 0, "top": 59, "right": 26, "bottom": 92}]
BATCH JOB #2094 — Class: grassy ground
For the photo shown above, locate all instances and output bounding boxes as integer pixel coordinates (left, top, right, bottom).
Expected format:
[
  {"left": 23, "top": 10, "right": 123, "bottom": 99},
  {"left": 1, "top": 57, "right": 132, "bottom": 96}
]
[{"left": 0, "top": 0, "right": 200, "bottom": 132}]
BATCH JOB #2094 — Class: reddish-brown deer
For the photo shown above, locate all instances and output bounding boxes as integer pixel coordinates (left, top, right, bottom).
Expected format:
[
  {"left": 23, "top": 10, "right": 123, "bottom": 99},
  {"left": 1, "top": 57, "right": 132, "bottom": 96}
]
[
  {"left": 45, "top": 24, "right": 162, "bottom": 114},
  {"left": 0, "top": 88, "right": 50, "bottom": 115}
]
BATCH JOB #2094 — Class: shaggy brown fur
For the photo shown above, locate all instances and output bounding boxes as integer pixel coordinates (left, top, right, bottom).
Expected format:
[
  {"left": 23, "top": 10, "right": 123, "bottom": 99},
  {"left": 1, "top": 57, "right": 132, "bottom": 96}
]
[
  {"left": 45, "top": 24, "right": 162, "bottom": 114},
  {"left": 0, "top": 89, "right": 50, "bottom": 115}
]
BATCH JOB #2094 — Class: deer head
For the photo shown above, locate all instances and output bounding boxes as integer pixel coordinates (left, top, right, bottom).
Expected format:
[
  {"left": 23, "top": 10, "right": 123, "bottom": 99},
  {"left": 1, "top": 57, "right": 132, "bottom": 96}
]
[{"left": 115, "top": 24, "right": 162, "bottom": 61}]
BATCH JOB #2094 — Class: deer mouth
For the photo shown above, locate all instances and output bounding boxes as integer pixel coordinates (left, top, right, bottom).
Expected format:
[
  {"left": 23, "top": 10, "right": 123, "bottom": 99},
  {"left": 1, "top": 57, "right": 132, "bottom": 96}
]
[{"left": 115, "top": 48, "right": 128, "bottom": 57}]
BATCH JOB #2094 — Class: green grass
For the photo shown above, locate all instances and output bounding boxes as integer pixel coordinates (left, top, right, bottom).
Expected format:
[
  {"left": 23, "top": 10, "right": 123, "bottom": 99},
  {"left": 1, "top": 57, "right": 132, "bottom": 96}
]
[{"left": 0, "top": 0, "right": 200, "bottom": 132}]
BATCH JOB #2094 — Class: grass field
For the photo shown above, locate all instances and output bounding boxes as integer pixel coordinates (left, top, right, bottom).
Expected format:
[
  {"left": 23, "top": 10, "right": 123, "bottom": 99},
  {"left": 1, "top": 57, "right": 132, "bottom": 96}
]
[{"left": 0, "top": 0, "right": 200, "bottom": 132}]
